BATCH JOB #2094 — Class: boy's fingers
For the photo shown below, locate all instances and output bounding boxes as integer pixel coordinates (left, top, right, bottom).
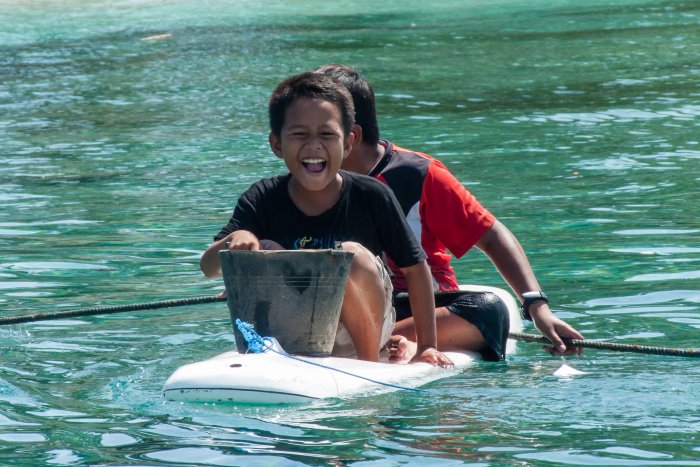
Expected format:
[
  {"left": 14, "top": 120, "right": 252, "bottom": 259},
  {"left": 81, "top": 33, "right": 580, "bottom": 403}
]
[
  {"left": 413, "top": 348, "right": 453, "bottom": 367},
  {"left": 540, "top": 328, "right": 566, "bottom": 354},
  {"left": 554, "top": 325, "right": 585, "bottom": 355},
  {"left": 551, "top": 335, "right": 567, "bottom": 353},
  {"left": 224, "top": 240, "right": 259, "bottom": 251},
  {"left": 438, "top": 355, "right": 454, "bottom": 368}
]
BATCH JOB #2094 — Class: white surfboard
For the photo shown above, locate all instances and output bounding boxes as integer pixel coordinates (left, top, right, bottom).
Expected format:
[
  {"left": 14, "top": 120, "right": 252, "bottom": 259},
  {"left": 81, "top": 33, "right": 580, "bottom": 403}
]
[{"left": 163, "top": 285, "right": 522, "bottom": 404}]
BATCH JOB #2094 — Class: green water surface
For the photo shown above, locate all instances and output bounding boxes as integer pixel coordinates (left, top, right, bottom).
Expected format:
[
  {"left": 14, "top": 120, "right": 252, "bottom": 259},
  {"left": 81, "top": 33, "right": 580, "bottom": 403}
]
[{"left": 1, "top": 0, "right": 699, "bottom": 465}]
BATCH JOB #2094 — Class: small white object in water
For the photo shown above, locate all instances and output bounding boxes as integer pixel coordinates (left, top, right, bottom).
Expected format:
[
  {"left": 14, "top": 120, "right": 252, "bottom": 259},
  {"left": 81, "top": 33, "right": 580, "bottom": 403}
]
[
  {"left": 141, "top": 33, "right": 172, "bottom": 41},
  {"left": 553, "top": 363, "right": 586, "bottom": 378}
]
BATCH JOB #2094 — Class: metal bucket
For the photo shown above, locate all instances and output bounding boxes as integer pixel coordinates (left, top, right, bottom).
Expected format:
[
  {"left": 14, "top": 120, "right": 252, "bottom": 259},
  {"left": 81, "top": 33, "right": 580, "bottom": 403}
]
[{"left": 219, "top": 249, "right": 354, "bottom": 356}]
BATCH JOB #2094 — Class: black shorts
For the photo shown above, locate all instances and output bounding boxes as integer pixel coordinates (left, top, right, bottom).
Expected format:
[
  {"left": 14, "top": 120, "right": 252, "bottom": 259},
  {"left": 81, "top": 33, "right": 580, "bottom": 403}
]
[{"left": 393, "top": 290, "right": 511, "bottom": 361}]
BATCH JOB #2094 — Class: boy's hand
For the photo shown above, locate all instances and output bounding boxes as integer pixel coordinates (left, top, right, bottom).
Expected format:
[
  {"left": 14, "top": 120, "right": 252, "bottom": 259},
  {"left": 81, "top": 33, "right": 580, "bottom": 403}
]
[
  {"left": 412, "top": 346, "right": 453, "bottom": 368},
  {"left": 225, "top": 230, "right": 261, "bottom": 251},
  {"left": 530, "top": 303, "right": 584, "bottom": 356}
]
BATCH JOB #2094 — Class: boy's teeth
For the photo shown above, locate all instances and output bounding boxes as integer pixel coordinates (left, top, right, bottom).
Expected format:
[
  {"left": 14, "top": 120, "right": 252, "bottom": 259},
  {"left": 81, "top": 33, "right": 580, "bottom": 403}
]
[{"left": 301, "top": 158, "right": 327, "bottom": 173}]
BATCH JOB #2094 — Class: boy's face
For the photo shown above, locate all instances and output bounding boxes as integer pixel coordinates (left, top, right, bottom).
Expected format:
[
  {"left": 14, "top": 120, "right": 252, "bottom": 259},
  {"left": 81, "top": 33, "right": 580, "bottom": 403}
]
[{"left": 269, "top": 97, "right": 353, "bottom": 193}]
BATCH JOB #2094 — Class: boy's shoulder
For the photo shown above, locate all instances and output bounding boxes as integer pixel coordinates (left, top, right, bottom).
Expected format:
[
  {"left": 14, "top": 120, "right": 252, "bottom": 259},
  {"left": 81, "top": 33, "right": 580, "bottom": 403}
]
[
  {"left": 370, "top": 140, "right": 441, "bottom": 182},
  {"left": 342, "top": 170, "right": 392, "bottom": 193},
  {"left": 378, "top": 140, "right": 462, "bottom": 188},
  {"left": 383, "top": 141, "right": 437, "bottom": 172}
]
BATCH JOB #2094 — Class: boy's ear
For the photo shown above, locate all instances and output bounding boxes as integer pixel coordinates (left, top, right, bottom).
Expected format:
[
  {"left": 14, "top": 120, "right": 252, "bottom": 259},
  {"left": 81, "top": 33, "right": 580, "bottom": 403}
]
[
  {"left": 342, "top": 129, "right": 356, "bottom": 159},
  {"left": 350, "top": 123, "right": 363, "bottom": 145},
  {"left": 269, "top": 133, "right": 283, "bottom": 159}
]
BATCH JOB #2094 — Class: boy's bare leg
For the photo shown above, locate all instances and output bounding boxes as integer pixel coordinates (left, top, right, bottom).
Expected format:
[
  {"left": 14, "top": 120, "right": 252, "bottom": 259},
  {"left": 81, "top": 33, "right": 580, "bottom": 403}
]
[
  {"left": 388, "top": 307, "right": 487, "bottom": 362},
  {"left": 338, "top": 241, "right": 387, "bottom": 362}
]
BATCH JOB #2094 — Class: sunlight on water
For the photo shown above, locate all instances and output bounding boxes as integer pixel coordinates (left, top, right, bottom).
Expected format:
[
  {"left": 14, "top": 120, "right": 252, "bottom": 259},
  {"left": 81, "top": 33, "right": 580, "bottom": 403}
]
[{"left": 1, "top": 0, "right": 699, "bottom": 464}]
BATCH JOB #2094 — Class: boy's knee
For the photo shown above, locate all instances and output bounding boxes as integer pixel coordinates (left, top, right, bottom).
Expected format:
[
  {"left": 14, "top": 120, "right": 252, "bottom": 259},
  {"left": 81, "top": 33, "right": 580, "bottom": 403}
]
[
  {"left": 341, "top": 242, "right": 387, "bottom": 296},
  {"left": 477, "top": 293, "right": 511, "bottom": 331},
  {"left": 339, "top": 241, "right": 365, "bottom": 254},
  {"left": 448, "top": 292, "right": 509, "bottom": 324},
  {"left": 341, "top": 242, "right": 375, "bottom": 270},
  {"left": 481, "top": 292, "right": 509, "bottom": 315}
]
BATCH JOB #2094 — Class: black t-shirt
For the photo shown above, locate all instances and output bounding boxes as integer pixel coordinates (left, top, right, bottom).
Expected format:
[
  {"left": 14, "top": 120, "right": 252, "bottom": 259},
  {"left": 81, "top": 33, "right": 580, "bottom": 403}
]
[{"left": 214, "top": 170, "right": 426, "bottom": 268}]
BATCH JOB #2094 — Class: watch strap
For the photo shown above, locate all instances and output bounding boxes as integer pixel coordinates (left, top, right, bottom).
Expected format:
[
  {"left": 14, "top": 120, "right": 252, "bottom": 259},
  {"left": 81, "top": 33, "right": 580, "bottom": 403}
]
[{"left": 520, "top": 291, "right": 549, "bottom": 320}]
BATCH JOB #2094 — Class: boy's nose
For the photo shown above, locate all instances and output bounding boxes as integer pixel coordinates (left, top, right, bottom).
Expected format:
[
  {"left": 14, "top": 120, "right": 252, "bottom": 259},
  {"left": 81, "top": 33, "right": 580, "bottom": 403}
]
[{"left": 303, "top": 137, "right": 323, "bottom": 149}]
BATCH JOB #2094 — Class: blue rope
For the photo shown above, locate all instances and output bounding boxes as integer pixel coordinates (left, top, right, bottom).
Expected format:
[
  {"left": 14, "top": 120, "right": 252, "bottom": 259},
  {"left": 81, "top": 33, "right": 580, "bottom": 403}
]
[
  {"left": 236, "top": 319, "right": 269, "bottom": 353},
  {"left": 235, "top": 319, "right": 425, "bottom": 393}
]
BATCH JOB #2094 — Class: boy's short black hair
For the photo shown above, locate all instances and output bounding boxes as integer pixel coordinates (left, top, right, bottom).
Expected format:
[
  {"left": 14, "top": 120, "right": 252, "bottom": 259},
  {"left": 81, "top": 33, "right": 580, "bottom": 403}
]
[
  {"left": 314, "top": 64, "right": 380, "bottom": 146},
  {"left": 269, "top": 72, "right": 355, "bottom": 138}
]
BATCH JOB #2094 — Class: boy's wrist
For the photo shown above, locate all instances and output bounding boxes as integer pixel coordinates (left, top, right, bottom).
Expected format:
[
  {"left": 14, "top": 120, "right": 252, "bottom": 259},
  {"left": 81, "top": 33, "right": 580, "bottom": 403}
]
[{"left": 521, "top": 291, "right": 549, "bottom": 320}]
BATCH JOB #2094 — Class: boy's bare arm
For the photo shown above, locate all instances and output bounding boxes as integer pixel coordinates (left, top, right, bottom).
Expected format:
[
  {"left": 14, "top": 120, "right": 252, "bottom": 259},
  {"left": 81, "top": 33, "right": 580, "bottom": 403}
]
[
  {"left": 200, "top": 230, "right": 260, "bottom": 278},
  {"left": 401, "top": 261, "right": 453, "bottom": 367},
  {"left": 476, "top": 220, "right": 583, "bottom": 354}
]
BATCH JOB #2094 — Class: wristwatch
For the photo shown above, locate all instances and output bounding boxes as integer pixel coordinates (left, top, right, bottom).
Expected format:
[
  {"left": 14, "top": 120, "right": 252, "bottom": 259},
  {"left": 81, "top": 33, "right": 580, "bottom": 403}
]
[{"left": 521, "top": 291, "right": 549, "bottom": 320}]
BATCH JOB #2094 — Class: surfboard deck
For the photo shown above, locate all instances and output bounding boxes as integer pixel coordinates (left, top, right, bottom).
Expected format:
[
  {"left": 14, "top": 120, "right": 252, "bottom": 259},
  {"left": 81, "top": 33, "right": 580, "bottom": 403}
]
[
  {"left": 162, "top": 348, "right": 477, "bottom": 404},
  {"left": 162, "top": 285, "right": 522, "bottom": 404}
]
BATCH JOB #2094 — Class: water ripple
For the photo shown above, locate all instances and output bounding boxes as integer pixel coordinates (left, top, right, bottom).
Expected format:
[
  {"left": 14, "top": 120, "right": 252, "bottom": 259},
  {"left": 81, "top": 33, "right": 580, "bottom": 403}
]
[
  {"left": 511, "top": 105, "right": 700, "bottom": 126},
  {"left": 610, "top": 247, "right": 700, "bottom": 255},
  {"left": 585, "top": 290, "right": 700, "bottom": 306},
  {"left": 627, "top": 270, "right": 700, "bottom": 282},
  {"left": 613, "top": 228, "right": 699, "bottom": 236},
  {"left": 2, "top": 262, "right": 111, "bottom": 272}
]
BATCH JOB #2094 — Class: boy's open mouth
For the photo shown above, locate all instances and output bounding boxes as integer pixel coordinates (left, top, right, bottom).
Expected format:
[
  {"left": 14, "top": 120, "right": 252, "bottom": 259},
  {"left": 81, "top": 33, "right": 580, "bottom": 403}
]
[{"left": 301, "top": 158, "right": 327, "bottom": 173}]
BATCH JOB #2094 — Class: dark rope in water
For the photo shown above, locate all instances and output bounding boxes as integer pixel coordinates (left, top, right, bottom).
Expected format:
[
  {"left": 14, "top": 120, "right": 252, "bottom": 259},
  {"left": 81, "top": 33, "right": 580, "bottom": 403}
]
[
  {"left": 0, "top": 295, "right": 227, "bottom": 326},
  {"left": 509, "top": 331, "right": 700, "bottom": 358},
  {"left": 4, "top": 295, "right": 698, "bottom": 358}
]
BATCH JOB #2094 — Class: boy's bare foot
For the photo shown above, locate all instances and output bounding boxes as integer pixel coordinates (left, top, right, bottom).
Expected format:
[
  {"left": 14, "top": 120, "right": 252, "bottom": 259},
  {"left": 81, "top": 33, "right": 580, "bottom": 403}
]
[{"left": 385, "top": 335, "right": 417, "bottom": 364}]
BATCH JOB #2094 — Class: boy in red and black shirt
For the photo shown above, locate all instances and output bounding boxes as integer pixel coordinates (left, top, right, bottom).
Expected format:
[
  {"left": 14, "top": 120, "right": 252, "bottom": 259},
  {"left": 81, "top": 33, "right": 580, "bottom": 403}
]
[{"left": 316, "top": 64, "right": 583, "bottom": 361}]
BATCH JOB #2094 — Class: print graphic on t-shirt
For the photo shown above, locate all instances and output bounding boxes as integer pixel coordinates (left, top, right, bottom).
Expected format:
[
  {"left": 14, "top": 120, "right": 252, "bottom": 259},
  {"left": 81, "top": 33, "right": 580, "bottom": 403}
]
[{"left": 294, "top": 236, "right": 325, "bottom": 249}]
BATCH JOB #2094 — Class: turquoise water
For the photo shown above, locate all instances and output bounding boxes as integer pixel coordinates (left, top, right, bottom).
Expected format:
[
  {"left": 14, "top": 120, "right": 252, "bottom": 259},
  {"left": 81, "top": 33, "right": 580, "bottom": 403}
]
[{"left": 1, "top": 0, "right": 699, "bottom": 464}]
